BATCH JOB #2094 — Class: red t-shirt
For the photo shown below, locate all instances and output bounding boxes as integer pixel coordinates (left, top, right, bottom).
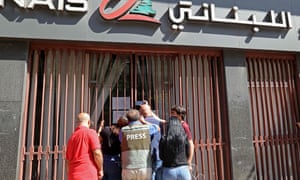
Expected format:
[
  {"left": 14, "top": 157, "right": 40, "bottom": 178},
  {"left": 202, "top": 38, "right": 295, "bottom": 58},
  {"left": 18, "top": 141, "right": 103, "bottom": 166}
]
[
  {"left": 181, "top": 121, "right": 192, "bottom": 140},
  {"left": 66, "top": 126, "right": 101, "bottom": 180}
]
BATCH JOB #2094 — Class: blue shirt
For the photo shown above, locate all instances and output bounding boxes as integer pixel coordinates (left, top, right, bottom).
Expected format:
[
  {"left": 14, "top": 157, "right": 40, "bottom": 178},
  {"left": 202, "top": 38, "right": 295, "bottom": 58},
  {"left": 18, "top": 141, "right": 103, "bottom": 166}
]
[{"left": 144, "top": 116, "right": 162, "bottom": 162}]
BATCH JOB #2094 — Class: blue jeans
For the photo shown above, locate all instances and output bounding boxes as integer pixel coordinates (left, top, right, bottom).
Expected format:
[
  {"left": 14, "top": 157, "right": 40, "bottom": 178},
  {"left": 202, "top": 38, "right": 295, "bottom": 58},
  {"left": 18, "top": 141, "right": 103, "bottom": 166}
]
[
  {"left": 152, "top": 160, "right": 163, "bottom": 180},
  {"left": 102, "top": 154, "right": 121, "bottom": 180},
  {"left": 162, "top": 165, "right": 191, "bottom": 180}
]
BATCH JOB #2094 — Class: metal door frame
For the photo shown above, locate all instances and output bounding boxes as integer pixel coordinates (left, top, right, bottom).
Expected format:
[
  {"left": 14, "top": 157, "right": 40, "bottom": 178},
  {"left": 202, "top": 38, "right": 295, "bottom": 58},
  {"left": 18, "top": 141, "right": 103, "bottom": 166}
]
[{"left": 18, "top": 42, "right": 232, "bottom": 180}]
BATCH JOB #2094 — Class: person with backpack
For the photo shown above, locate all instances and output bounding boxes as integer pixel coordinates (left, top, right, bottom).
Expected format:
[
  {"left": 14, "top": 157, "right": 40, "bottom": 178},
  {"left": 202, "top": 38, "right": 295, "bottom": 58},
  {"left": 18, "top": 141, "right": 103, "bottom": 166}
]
[
  {"left": 159, "top": 116, "right": 191, "bottom": 180},
  {"left": 170, "top": 105, "right": 194, "bottom": 169}
]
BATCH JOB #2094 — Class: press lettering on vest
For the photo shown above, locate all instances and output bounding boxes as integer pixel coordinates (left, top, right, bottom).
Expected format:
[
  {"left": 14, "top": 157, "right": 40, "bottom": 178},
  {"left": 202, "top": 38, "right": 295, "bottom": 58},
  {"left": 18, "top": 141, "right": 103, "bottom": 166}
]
[{"left": 126, "top": 133, "right": 146, "bottom": 140}]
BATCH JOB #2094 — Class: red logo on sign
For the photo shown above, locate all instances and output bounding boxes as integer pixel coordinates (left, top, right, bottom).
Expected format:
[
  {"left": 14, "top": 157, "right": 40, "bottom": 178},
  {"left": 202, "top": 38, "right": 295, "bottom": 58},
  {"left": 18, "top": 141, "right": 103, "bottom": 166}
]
[{"left": 99, "top": 0, "right": 160, "bottom": 24}]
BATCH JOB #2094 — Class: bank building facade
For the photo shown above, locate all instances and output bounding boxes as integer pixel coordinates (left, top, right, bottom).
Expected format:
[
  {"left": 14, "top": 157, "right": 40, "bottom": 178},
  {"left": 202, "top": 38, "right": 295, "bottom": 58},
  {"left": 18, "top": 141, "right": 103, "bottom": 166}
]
[{"left": 0, "top": 0, "right": 300, "bottom": 179}]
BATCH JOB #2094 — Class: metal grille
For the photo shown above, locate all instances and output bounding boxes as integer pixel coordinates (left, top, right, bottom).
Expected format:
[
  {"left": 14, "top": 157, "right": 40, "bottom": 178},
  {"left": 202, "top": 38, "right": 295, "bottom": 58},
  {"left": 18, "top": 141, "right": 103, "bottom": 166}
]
[
  {"left": 246, "top": 53, "right": 300, "bottom": 179},
  {"left": 19, "top": 47, "right": 230, "bottom": 179},
  {"left": 178, "top": 54, "right": 231, "bottom": 180}
]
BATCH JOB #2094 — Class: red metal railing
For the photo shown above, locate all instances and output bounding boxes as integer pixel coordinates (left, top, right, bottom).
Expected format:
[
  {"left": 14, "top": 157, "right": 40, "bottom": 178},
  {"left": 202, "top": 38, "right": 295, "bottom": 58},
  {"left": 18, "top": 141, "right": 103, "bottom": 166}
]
[
  {"left": 246, "top": 53, "right": 300, "bottom": 179},
  {"left": 19, "top": 46, "right": 231, "bottom": 179}
]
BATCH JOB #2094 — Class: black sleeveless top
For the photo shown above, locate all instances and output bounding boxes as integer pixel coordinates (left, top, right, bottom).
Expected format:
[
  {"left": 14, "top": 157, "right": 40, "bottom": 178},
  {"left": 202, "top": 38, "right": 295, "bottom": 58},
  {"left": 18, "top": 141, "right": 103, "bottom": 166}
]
[
  {"left": 100, "top": 127, "right": 121, "bottom": 155},
  {"left": 159, "top": 117, "right": 189, "bottom": 167}
]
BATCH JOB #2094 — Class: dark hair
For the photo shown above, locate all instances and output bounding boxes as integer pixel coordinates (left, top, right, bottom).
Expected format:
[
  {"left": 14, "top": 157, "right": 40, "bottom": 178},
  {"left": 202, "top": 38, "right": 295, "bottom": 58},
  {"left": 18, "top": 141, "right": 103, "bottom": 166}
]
[
  {"left": 117, "top": 115, "right": 128, "bottom": 128},
  {"left": 171, "top": 105, "right": 186, "bottom": 120},
  {"left": 159, "top": 117, "right": 189, "bottom": 167},
  {"left": 141, "top": 100, "right": 149, "bottom": 105},
  {"left": 135, "top": 100, "right": 149, "bottom": 110},
  {"left": 159, "top": 116, "right": 190, "bottom": 166},
  {"left": 163, "top": 116, "right": 186, "bottom": 142}
]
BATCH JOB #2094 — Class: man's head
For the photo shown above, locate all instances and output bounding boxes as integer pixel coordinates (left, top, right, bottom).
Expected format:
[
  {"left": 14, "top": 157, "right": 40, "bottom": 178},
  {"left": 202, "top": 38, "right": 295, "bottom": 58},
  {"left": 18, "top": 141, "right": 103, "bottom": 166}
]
[
  {"left": 139, "top": 103, "right": 152, "bottom": 117},
  {"left": 170, "top": 105, "right": 186, "bottom": 120},
  {"left": 112, "top": 115, "right": 128, "bottom": 135},
  {"left": 135, "top": 100, "right": 149, "bottom": 110},
  {"left": 110, "top": 124, "right": 118, "bottom": 134},
  {"left": 126, "top": 109, "right": 140, "bottom": 122},
  {"left": 77, "top": 112, "right": 91, "bottom": 127},
  {"left": 117, "top": 115, "right": 128, "bottom": 127}
]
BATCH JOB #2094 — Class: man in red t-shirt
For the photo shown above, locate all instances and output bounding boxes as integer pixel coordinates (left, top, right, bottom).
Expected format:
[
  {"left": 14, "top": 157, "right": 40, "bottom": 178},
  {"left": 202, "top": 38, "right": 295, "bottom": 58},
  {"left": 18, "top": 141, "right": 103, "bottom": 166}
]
[
  {"left": 66, "top": 112, "right": 103, "bottom": 180},
  {"left": 170, "top": 105, "right": 194, "bottom": 169}
]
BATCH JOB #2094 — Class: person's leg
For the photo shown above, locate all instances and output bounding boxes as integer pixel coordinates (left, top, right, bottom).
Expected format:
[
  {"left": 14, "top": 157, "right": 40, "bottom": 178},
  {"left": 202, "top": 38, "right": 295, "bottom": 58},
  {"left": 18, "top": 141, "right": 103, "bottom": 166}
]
[
  {"left": 137, "top": 168, "right": 152, "bottom": 180},
  {"left": 103, "top": 155, "right": 122, "bottom": 180},
  {"left": 151, "top": 162, "right": 156, "bottom": 180},
  {"left": 161, "top": 167, "right": 177, "bottom": 180},
  {"left": 177, "top": 165, "right": 191, "bottom": 180},
  {"left": 102, "top": 157, "right": 110, "bottom": 180},
  {"left": 154, "top": 160, "right": 163, "bottom": 180},
  {"left": 151, "top": 160, "right": 163, "bottom": 180},
  {"left": 122, "top": 169, "right": 137, "bottom": 180},
  {"left": 108, "top": 165, "right": 121, "bottom": 180}
]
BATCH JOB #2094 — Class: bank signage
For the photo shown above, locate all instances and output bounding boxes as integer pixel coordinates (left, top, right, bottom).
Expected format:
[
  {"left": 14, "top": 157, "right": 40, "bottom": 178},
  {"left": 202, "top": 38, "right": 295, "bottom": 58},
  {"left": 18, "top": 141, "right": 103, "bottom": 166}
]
[
  {"left": 98, "top": 0, "right": 292, "bottom": 32},
  {"left": 168, "top": 1, "right": 292, "bottom": 32},
  {"left": 0, "top": 0, "right": 293, "bottom": 32},
  {"left": 0, "top": 0, "right": 88, "bottom": 11},
  {"left": 99, "top": 0, "right": 160, "bottom": 24}
]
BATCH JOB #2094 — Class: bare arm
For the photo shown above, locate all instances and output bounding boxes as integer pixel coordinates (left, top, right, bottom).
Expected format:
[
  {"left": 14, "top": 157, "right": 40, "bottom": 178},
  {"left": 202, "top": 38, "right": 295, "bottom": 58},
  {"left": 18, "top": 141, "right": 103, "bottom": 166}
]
[
  {"left": 93, "top": 149, "right": 103, "bottom": 179},
  {"left": 97, "top": 120, "right": 105, "bottom": 137},
  {"left": 139, "top": 116, "right": 149, "bottom": 124},
  {"left": 140, "top": 117, "right": 161, "bottom": 132},
  {"left": 98, "top": 135, "right": 103, "bottom": 144},
  {"left": 151, "top": 112, "right": 166, "bottom": 123},
  {"left": 187, "top": 140, "right": 194, "bottom": 166},
  {"left": 65, "top": 160, "right": 69, "bottom": 174}
]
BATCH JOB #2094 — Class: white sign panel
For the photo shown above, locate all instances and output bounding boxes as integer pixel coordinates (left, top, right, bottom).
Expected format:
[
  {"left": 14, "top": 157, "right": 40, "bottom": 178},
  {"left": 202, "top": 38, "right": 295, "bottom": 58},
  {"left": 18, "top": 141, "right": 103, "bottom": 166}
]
[{"left": 112, "top": 97, "right": 130, "bottom": 110}]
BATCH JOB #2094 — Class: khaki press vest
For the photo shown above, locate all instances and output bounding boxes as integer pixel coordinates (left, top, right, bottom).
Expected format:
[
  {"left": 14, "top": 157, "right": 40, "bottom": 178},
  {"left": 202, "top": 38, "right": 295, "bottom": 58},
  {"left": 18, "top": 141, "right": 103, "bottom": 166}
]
[{"left": 121, "top": 124, "right": 151, "bottom": 169}]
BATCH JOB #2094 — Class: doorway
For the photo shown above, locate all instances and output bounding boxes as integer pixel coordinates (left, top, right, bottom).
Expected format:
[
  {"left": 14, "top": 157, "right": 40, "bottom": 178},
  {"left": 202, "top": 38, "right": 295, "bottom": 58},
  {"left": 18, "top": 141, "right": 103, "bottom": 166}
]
[{"left": 19, "top": 45, "right": 231, "bottom": 180}]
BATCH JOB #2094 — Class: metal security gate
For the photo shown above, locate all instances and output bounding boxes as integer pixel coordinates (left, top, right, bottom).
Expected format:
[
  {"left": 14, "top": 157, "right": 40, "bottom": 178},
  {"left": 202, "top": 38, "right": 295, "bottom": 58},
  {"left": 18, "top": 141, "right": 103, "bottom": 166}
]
[
  {"left": 19, "top": 44, "right": 231, "bottom": 179},
  {"left": 246, "top": 53, "right": 300, "bottom": 179}
]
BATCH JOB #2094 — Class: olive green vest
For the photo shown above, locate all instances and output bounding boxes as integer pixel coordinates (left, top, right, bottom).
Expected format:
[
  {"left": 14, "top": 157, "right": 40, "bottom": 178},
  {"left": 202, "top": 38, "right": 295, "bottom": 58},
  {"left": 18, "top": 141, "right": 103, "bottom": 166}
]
[{"left": 121, "top": 124, "right": 151, "bottom": 169}]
